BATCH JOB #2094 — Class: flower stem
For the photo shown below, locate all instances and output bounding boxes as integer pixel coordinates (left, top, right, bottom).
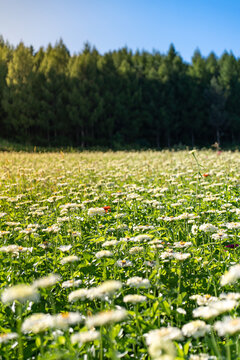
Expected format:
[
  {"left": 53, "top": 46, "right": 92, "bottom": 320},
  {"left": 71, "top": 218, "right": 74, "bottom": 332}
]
[{"left": 16, "top": 303, "right": 23, "bottom": 360}]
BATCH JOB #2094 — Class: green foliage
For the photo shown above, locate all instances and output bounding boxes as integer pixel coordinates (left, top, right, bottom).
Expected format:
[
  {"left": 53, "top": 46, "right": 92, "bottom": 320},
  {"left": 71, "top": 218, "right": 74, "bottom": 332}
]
[{"left": 0, "top": 36, "right": 240, "bottom": 148}]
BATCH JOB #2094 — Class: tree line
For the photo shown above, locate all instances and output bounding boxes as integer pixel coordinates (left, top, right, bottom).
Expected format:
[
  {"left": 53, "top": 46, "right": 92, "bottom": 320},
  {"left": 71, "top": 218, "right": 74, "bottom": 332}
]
[{"left": 0, "top": 36, "right": 240, "bottom": 148}]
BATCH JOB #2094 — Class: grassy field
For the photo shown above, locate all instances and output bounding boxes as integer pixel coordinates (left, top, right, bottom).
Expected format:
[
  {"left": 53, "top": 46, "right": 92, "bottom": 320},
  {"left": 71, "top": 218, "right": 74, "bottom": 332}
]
[{"left": 0, "top": 150, "right": 240, "bottom": 360}]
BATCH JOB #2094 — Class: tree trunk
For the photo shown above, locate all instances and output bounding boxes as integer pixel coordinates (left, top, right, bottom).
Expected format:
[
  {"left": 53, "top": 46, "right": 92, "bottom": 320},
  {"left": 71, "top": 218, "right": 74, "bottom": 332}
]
[
  {"left": 54, "top": 127, "right": 57, "bottom": 143},
  {"left": 167, "top": 133, "right": 171, "bottom": 148},
  {"left": 81, "top": 127, "right": 85, "bottom": 148},
  {"left": 76, "top": 128, "right": 79, "bottom": 146},
  {"left": 216, "top": 128, "right": 220, "bottom": 146},
  {"left": 47, "top": 124, "right": 50, "bottom": 146},
  {"left": 156, "top": 121, "right": 160, "bottom": 148},
  {"left": 191, "top": 131, "right": 195, "bottom": 147}
]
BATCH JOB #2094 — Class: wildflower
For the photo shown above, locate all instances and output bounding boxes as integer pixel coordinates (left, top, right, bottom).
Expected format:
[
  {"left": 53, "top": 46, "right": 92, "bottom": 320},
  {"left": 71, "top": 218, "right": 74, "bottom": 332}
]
[
  {"left": 58, "top": 245, "right": 72, "bottom": 252},
  {"left": 176, "top": 213, "right": 198, "bottom": 220},
  {"left": 221, "top": 264, "right": 240, "bottom": 286},
  {"left": 103, "top": 206, "right": 111, "bottom": 213},
  {"left": 173, "top": 241, "right": 192, "bottom": 248},
  {"left": 32, "top": 274, "right": 61, "bottom": 289},
  {"left": 42, "top": 224, "right": 60, "bottom": 233},
  {"left": 126, "top": 276, "right": 150, "bottom": 288},
  {"left": 199, "top": 224, "right": 218, "bottom": 233},
  {"left": 189, "top": 355, "right": 217, "bottom": 360},
  {"left": 86, "top": 308, "right": 127, "bottom": 328},
  {"left": 53, "top": 312, "right": 84, "bottom": 329},
  {"left": 20, "top": 227, "right": 36, "bottom": 234},
  {"left": 193, "top": 299, "right": 237, "bottom": 319},
  {"left": 177, "top": 308, "right": 186, "bottom": 315},
  {"left": 212, "top": 232, "right": 228, "bottom": 240},
  {"left": 102, "top": 240, "right": 118, "bottom": 247},
  {"left": 116, "top": 259, "right": 133, "bottom": 267},
  {"left": 225, "top": 222, "right": 240, "bottom": 230},
  {"left": 173, "top": 253, "right": 191, "bottom": 260},
  {"left": 71, "top": 330, "right": 100, "bottom": 344},
  {"left": 211, "top": 299, "right": 237, "bottom": 313},
  {"left": 60, "top": 255, "right": 79, "bottom": 265},
  {"left": 0, "top": 230, "right": 10, "bottom": 236},
  {"left": 59, "top": 203, "right": 81, "bottom": 211},
  {"left": 129, "top": 246, "right": 144, "bottom": 254},
  {"left": 190, "top": 294, "right": 218, "bottom": 306},
  {"left": 89, "top": 280, "right": 122, "bottom": 299},
  {"left": 62, "top": 279, "right": 82, "bottom": 289},
  {"left": 22, "top": 313, "right": 54, "bottom": 333},
  {"left": 160, "top": 251, "right": 176, "bottom": 260},
  {"left": 57, "top": 216, "right": 70, "bottom": 223},
  {"left": 145, "top": 327, "right": 183, "bottom": 344},
  {"left": 160, "top": 216, "right": 176, "bottom": 222},
  {"left": 95, "top": 250, "right": 113, "bottom": 259},
  {"left": 191, "top": 225, "right": 198, "bottom": 235},
  {"left": 88, "top": 207, "right": 105, "bottom": 216},
  {"left": 1, "top": 284, "right": 39, "bottom": 304},
  {"left": 202, "top": 173, "right": 210, "bottom": 177},
  {"left": 5, "top": 222, "right": 21, "bottom": 226},
  {"left": 149, "top": 239, "right": 163, "bottom": 245},
  {"left": 220, "top": 292, "right": 240, "bottom": 301},
  {"left": 0, "top": 245, "right": 32, "bottom": 254},
  {"left": 39, "top": 241, "right": 52, "bottom": 249},
  {"left": 133, "top": 234, "right": 152, "bottom": 242},
  {"left": 69, "top": 288, "right": 89, "bottom": 302},
  {"left": 148, "top": 338, "right": 176, "bottom": 360},
  {"left": 214, "top": 316, "right": 240, "bottom": 336},
  {"left": 0, "top": 332, "right": 18, "bottom": 343},
  {"left": 225, "top": 243, "right": 239, "bottom": 249},
  {"left": 119, "top": 237, "right": 131, "bottom": 242},
  {"left": 123, "top": 294, "right": 147, "bottom": 304},
  {"left": 182, "top": 320, "right": 211, "bottom": 338},
  {"left": 133, "top": 225, "right": 155, "bottom": 231}
]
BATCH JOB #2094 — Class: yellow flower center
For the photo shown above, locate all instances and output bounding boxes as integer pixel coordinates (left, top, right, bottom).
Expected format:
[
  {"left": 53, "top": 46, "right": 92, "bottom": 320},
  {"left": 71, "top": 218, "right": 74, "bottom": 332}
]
[
  {"left": 230, "top": 319, "right": 240, "bottom": 326},
  {"left": 61, "top": 312, "right": 69, "bottom": 318}
]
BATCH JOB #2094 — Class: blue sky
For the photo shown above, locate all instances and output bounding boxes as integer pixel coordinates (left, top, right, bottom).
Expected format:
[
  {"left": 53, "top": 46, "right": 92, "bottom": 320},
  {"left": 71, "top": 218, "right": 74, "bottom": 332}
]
[{"left": 0, "top": 0, "right": 240, "bottom": 62}]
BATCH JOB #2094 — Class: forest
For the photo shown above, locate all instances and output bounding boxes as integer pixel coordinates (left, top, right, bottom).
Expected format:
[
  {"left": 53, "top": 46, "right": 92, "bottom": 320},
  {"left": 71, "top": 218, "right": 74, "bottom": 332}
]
[{"left": 0, "top": 36, "right": 240, "bottom": 149}]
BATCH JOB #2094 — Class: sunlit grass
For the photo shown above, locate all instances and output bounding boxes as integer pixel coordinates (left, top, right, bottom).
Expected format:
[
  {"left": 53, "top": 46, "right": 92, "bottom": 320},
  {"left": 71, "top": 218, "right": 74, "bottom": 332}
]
[{"left": 0, "top": 150, "right": 239, "bottom": 359}]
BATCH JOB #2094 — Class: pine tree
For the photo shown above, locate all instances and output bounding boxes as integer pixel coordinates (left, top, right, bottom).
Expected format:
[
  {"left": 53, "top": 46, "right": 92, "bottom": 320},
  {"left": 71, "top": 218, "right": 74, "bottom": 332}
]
[
  {"left": 205, "top": 77, "right": 228, "bottom": 145},
  {"left": 2, "top": 42, "right": 35, "bottom": 142}
]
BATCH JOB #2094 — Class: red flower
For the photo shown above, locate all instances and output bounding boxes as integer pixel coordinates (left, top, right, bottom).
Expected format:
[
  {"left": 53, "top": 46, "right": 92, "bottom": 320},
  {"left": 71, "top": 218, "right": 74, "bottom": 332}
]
[
  {"left": 202, "top": 173, "right": 210, "bottom": 177},
  {"left": 225, "top": 244, "right": 239, "bottom": 249},
  {"left": 103, "top": 206, "right": 111, "bottom": 213}
]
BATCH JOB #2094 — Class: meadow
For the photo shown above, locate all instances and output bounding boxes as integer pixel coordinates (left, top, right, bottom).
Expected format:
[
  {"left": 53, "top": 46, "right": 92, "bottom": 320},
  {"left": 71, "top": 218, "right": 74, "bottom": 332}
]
[{"left": 0, "top": 150, "right": 240, "bottom": 360}]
